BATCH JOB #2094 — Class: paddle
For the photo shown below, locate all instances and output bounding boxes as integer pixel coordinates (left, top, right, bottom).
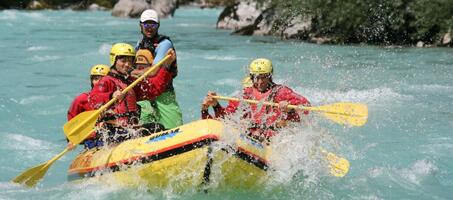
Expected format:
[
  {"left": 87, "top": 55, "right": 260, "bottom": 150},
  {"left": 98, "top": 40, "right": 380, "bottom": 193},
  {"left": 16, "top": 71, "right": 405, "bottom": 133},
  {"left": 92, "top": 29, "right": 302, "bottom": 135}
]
[
  {"left": 212, "top": 96, "right": 368, "bottom": 127},
  {"left": 212, "top": 96, "right": 351, "bottom": 177},
  {"left": 320, "top": 148, "right": 349, "bottom": 177},
  {"left": 11, "top": 55, "right": 171, "bottom": 187}
]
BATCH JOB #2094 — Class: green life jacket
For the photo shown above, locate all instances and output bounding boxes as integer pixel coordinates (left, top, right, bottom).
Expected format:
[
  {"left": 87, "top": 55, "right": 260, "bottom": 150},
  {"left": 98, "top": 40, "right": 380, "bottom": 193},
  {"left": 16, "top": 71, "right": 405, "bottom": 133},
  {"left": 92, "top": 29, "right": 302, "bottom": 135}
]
[{"left": 137, "top": 100, "right": 159, "bottom": 124}]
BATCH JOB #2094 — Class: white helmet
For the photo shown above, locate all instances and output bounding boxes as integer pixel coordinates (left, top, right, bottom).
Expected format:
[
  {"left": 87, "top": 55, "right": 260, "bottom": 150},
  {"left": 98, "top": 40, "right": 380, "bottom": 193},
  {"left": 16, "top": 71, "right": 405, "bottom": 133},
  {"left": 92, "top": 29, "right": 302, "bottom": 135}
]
[{"left": 140, "top": 9, "right": 159, "bottom": 23}]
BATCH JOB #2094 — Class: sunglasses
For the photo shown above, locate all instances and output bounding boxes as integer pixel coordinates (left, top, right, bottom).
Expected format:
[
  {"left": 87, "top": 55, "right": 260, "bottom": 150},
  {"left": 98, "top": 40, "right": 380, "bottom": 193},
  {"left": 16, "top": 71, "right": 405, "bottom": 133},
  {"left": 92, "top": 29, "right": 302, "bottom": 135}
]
[{"left": 142, "top": 22, "right": 159, "bottom": 29}]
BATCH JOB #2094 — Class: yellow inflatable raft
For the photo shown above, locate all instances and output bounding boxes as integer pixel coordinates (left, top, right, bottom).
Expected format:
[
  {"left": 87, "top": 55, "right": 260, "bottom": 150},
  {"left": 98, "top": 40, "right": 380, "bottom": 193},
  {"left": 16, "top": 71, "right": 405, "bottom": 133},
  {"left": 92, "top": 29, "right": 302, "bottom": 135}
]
[{"left": 68, "top": 119, "right": 270, "bottom": 190}]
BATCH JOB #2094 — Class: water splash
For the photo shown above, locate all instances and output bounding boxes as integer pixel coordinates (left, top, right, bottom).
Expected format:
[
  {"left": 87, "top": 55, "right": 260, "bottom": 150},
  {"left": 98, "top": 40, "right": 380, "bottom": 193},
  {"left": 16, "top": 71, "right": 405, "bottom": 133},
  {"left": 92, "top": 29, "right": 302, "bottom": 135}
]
[{"left": 399, "top": 159, "right": 438, "bottom": 186}]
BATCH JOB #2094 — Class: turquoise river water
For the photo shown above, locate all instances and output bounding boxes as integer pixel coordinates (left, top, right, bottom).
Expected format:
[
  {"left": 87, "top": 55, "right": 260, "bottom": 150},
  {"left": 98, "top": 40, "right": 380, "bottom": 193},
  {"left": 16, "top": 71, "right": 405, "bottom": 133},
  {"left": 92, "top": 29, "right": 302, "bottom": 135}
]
[{"left": 0, "top": 7, "right": 452, "bottom": 200}]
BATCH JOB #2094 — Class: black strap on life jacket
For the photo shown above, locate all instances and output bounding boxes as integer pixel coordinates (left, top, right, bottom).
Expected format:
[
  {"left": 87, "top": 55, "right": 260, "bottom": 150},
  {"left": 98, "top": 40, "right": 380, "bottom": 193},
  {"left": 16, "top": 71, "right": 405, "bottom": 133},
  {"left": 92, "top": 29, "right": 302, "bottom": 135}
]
[
  {"left": 137, "top": 34, "right": 178, "bottom": 87},
  {"left": 137, "top": 34, "right": 171, "bottom": 57}
]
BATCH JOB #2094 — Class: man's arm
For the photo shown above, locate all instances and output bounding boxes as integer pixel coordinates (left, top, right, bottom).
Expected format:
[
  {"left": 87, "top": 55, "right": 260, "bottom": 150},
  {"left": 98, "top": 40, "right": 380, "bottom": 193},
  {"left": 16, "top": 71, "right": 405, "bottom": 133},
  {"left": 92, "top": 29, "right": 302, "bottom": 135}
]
[{"left": 153, "top": 39, "right": 173, "bottom": 65}]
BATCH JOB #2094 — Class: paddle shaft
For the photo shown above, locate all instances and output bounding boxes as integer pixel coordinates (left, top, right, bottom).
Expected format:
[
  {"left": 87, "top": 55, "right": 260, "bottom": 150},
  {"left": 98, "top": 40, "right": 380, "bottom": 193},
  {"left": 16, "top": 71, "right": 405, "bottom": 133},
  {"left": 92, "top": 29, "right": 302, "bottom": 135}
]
[
  {"left": 213, "top": 95, "right": 318, "bottom": 111},
  {"left": 212, "top": 95, "right": 368, "bottom": 126}
]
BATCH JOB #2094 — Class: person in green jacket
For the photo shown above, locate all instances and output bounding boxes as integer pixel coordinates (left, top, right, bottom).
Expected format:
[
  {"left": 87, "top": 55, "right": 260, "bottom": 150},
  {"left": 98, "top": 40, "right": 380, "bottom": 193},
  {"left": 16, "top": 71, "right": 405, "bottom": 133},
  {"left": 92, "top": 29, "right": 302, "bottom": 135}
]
[
  {"left": 132, "top": 47, "right": 182, "bottom": 129},
  {"left": 134, "top": 9, "right": 183, "bottom": 129}
]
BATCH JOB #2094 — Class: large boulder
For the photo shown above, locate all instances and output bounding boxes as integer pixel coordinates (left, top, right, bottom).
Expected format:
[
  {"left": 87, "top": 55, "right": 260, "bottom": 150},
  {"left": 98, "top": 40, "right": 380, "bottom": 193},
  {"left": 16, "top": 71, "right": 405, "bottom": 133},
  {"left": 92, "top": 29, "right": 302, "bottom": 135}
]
[
  {"left": 112, "top": 0, "right": 177, "bottom": 18},
  {"left": 27, "top": 1, "right": 44, "bottom": 9},
  {"left": 178, "top": 0, "right": 232, "bottom": 8},
  {"left": 216, "top": 1, "right": 263, "bottom": 30},
  {"left": 280, "top": 16, "right": 312, "bottom": 39},
  {"left": 217, "top": 1, "right": 312, "bottom": 39},
  {"left": 88, "top": 3, "right": 107, "bottom": 11},
  {"left": 26, "top": 0, "right": 52, "bottom": 9},
  {"left": 441, "top": 31, "right": 451, "bottom": 47}
]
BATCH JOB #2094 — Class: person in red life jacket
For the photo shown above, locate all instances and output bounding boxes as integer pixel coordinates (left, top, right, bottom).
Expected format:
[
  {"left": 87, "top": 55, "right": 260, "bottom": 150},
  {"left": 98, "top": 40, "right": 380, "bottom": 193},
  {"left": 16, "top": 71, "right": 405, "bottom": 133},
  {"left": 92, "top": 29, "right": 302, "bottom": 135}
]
[
  {"left": 67, "top": 64, "right": 110, "bottom": 120},
  {"left": 201, "top": 58, "right": 311, "bottom": 141},
  {"left": 66, "top": 64, "right": 110, "bottom": 149},
  {"left": 88, "top": 42, "right": 175, "bottom": 146}
]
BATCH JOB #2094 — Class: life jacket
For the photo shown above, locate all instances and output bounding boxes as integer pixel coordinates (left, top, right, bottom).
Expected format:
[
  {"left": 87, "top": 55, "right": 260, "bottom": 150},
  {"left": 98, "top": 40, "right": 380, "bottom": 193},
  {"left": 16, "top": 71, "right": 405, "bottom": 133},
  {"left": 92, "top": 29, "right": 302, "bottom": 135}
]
[
  {"left": 101, "top": 72, "right": 139, "bottom": 126},
  {"left": 243, "top": 83, "right": 283, "bottom": 139},
  {"left": 67, "top": 92, "right": 91, "bottom": 121},
  {"left": 137, "top": 34, "right": 178, "bottom": 81},
  {"left": 243, "top": 83, "right": 283, "bottom": 124}
]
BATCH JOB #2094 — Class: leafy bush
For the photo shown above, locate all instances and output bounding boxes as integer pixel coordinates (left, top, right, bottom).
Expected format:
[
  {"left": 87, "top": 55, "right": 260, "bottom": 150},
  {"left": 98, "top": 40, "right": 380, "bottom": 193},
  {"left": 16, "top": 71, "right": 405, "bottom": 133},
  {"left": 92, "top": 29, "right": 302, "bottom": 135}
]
[{"left": 263, "top": 0, "right": 452, "bottom": 45}]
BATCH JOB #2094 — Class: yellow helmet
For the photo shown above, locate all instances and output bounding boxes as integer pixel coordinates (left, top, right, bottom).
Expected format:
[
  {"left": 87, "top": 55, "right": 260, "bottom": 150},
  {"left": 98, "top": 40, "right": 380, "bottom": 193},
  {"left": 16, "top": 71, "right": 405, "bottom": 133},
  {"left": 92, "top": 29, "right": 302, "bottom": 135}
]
[
  {"left": 109, "top": 43, "right": 136, "bottom": 66},
  {"left": 90, "top": 64, "right": 110, "bottom": 76},
  {"left": 249, "top": 58, "right": 273, "bottom": 75}
]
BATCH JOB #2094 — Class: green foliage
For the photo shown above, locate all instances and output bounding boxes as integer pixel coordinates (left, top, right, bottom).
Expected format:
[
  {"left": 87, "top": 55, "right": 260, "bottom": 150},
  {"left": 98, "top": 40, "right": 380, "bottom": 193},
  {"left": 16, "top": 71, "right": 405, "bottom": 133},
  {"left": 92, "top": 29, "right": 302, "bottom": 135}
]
[
  {"left": 266, "top": 0, "right": 453, "bottom": 45},
  {"left": 92, "top": 0, "right": 117, "bottom": 8},
  {"left": 409, "top": 0, "right": 453, "bottom": 43}
]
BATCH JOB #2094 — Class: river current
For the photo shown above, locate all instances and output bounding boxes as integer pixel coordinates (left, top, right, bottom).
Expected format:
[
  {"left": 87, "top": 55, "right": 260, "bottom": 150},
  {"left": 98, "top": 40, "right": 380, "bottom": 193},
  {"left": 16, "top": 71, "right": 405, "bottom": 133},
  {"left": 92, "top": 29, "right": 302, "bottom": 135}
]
[{"left": 0, "top": 7, "right": 452, "bottom": 200}]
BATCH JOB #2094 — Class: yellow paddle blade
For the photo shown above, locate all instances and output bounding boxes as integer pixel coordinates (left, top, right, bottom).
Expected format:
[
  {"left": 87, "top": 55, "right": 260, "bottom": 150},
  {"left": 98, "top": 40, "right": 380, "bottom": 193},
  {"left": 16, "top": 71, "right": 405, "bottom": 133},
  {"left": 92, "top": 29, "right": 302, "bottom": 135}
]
[
  {"left": 310, "top": 102, "right": 368, "bottom": 127},
  {"left": 63, "top": 110, "right": 99, "bottom": 145},
  {"left": 320, "top": 148, "right": 350, "bottom": 177},
  {"left": 12, "top": 163, "right": 47, "bottom": 187},
  {"left": 12, "top": 148, "right": 69, "bottom": 187}
]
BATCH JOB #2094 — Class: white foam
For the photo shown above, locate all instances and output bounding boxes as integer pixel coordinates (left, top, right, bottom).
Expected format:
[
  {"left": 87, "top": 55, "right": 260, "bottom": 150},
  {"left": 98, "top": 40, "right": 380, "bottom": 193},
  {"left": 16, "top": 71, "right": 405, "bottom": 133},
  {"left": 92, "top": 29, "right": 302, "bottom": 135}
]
[
  {"left": 204, "top": 55, "right": 246, "bottom": 61},
  {"left": 0, "top": 181, "right": 26, "bottom": 193},
  {"left": 35, "top": 108, "right": 66, "bottom": 116},
  {"left": 406, "top": 84, "right": 453, "bottom": 93},
  {"left": 31, "top": 55, "right": 60, "bottom": 62},
  {"left": 3, "top": 133, "right": 55, "bottom": 151},
  {"left": 98, "top": 43, "right": 112, "bottom": 55},
  {"left": 213, "top": 78, "right": 239, "bottom": 87},
  {"left": 400, "top": 159, "right": 437, "bottom": 185},
  {"left": 0, "top": 10, "right": 17, "bottom": 20},
  {"left": 0, "top": 10, "right": 48, "bottom": 21},
  {"left": 176, "top": 23, "right": 190, "bottom": 27},
  {"left": 367, "top": 167, "right": 384, "bottom": 178},
  {"left": 176, "top": 23, "right": 211, "bottom": 28},
  {"left": 105, "top": 21, "right": 127, "bottom": 26},
  {"left": 27, "top": 46, "right": 49, "bottom": 51},
  {"left": 295, "top": 87, "right": 413, "bottom": 105},
  {"left": 216, "top": 115, "right": 339, "bottom": 188},
  {"left": 23, "top": 12, "right": 48, "bottom": 21},
  {"left": 18, "top": 95, "right": 53, "bottom": 105}
]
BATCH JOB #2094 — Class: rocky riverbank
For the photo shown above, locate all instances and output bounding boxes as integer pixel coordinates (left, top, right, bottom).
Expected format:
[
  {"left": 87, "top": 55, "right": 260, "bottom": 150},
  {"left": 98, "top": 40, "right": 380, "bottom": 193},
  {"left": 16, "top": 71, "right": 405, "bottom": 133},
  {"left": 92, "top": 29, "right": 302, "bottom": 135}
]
[
  {"left": 0, "top": 0, "right": 228, "bottom": 19},
  {"left": 216, "top": 0, "right": 452, "bottom": 47},
  {"left": 1, "top": 0, "right": 450, "bottom": 47}
]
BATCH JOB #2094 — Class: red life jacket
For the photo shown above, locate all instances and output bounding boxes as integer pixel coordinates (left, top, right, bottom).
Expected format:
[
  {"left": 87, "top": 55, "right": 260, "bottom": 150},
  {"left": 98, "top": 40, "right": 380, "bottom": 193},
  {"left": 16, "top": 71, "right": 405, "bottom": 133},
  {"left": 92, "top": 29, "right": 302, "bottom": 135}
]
[
  {"left": 242, "top": 84, "right": 284, "bottom": 127},
  {"left": 67, "top": 92, "right": 91, "bottom": 121},
  {"left": 242, "top": 84, "right": 309, "bottom": 138},
  {"left": 90, "top": 74, "right": 138, "bottom": 126}
]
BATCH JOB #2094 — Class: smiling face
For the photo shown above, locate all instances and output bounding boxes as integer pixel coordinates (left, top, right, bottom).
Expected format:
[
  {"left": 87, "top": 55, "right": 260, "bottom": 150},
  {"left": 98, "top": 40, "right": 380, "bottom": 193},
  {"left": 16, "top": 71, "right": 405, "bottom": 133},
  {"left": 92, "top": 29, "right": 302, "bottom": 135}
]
[
  {"left": 115, "top": 56, "right": 134, "bottom": 75},
  {"left": 140, "top": 20, "right": 159, "bottom": 38}
]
